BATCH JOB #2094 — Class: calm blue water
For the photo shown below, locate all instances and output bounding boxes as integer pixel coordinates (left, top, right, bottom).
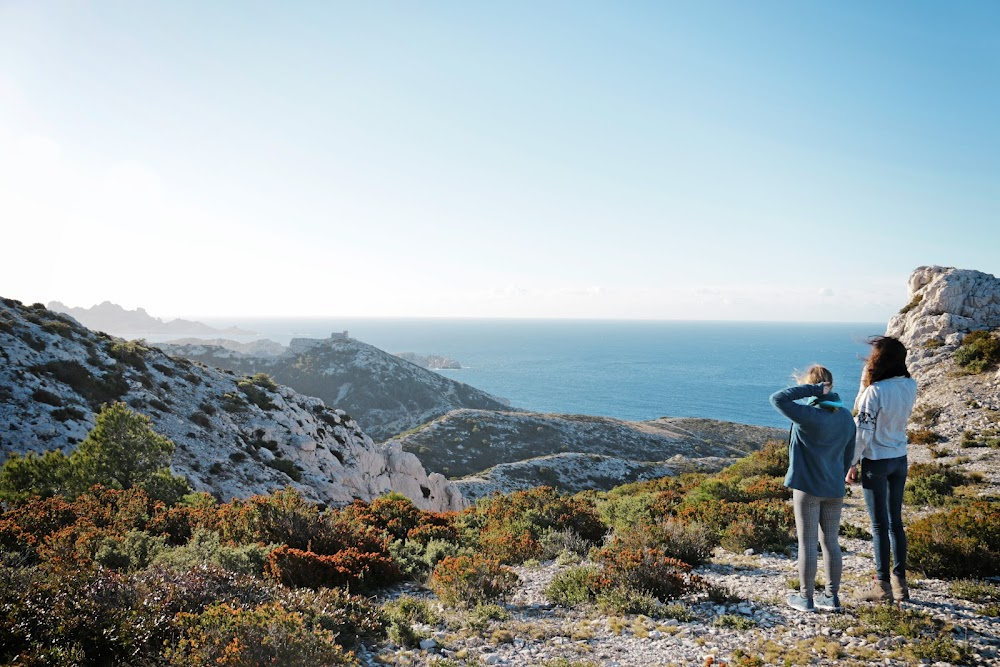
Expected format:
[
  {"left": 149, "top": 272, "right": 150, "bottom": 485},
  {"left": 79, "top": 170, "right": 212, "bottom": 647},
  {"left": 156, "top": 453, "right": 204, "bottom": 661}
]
[{"left": 192, "top": 319, "right": 884, "bottom": 429}]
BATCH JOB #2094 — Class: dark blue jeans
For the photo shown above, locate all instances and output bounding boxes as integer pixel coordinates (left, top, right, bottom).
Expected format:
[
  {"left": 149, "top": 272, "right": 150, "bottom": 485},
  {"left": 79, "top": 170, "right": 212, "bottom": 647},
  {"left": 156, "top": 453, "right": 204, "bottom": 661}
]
[{"left": 861, "top": 455, "right": 908, "bottom": 580}]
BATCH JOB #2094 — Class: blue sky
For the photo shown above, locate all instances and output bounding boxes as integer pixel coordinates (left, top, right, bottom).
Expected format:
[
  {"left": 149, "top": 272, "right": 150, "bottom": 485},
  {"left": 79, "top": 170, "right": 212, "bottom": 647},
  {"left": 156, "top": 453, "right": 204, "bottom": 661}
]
[{"left": 1, "top": 1, "right": 997, "bottom": 321}]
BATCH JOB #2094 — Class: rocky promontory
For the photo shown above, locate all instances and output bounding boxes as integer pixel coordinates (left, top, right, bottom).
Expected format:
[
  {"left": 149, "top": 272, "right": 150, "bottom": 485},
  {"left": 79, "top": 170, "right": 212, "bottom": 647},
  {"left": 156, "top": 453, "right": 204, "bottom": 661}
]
[{"left": 159, "top": 334, "right": 513, "bottom": 442}]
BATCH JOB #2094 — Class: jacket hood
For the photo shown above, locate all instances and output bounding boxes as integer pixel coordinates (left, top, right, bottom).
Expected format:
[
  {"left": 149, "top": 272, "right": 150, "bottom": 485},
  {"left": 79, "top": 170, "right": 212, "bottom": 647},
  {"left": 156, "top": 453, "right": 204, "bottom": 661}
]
[{"left": 806, "top": 393, "right": 845, "bottom": 411}]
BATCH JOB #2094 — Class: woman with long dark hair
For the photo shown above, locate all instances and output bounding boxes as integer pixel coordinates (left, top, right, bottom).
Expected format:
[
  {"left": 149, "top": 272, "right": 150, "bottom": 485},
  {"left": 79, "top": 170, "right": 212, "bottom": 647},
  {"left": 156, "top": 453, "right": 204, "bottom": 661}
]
[{"left": 847, "top": 336, "right": 917, "bottom": 602}]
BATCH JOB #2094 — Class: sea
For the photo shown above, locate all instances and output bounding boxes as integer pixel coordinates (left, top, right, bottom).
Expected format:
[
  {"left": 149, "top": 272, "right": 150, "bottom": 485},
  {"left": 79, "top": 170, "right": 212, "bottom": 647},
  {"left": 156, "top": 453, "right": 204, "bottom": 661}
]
[{"left": 178, "top": 318, "right": 885, "bottom": 430}]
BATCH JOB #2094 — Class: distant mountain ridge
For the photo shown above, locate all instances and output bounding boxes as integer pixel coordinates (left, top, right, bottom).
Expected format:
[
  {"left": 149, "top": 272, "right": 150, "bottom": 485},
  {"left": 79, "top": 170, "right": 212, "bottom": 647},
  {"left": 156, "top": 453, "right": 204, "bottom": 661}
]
[
  {"left": 48, "top": 301, "right": 254, "bottom": 336},
  {"left": 158, "top": 334, "right": 513, "bottom": 442},
  {"left": 0, "top": 298, "right": 463, "bottom": 511}
]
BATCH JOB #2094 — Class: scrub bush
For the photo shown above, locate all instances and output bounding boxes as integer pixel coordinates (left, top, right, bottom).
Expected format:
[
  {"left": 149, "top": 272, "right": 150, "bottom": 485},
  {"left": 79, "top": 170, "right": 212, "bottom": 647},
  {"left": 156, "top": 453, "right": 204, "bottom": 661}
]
[
  {"left": 908, "top": 502, "right": 1000, "bottom": 578},
  {"left": 544, "top": 565, "right": 601, "bottom": 607},
  {"left": 462, "top": 486, "right": 606, "bottom": 564},
  {"left": 954, "top": 329, "right": 1000, "bottom": 373},
  {"left": 593, "top": 542, "right": 706, "bottom": 601},
  {"left": 164, "top": 602, "right": 355, "bottom": 666},
  {"left": 265, "top": 545, "right": 401, "bottom": 591},
  {"left": 429, "top": 554, "right": 519, "bottom": 607}
]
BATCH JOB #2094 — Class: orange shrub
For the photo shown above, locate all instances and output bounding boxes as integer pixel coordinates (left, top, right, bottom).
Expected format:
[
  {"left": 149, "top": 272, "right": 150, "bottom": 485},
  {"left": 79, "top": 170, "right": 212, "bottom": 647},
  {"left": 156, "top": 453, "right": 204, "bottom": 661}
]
[
  {"left": 429, "top": 554, "right": 519, "bottom": 607},
  {"left": 165, "top": 602, "right": 355, "bottom": 667},
  {"left": 594, "top": 543, "right": 706, "bottom": 601},
  {"left": 265, "top": 545, "right": 401, "bottom": 591}
]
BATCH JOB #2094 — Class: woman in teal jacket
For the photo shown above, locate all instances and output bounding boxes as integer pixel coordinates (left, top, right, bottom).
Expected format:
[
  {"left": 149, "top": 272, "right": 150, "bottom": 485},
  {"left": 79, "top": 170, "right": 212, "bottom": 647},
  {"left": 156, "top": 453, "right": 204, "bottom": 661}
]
[{"left": 770, "top": 365, "right": 856, "bottom": 612}]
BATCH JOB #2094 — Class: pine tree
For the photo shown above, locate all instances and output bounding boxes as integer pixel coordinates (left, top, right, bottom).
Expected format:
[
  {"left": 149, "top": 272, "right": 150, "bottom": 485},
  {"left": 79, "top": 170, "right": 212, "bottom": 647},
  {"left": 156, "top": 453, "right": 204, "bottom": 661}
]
[{"left": 72, "top": 401, "right": 174, "bottom": 491}]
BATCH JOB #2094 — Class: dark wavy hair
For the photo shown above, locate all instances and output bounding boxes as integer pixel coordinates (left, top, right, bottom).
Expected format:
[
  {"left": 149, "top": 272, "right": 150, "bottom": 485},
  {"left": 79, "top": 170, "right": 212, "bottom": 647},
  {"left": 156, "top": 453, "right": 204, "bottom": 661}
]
[{"left": 861, "top": 335, "right": 911, "bottom": 387}]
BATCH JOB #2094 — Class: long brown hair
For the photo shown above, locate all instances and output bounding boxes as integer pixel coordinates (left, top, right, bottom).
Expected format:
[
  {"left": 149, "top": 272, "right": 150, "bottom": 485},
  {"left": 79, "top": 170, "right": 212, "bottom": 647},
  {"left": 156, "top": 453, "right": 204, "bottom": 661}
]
[{"left": 861, "top": 336, "right": 910, "bottom": 387}]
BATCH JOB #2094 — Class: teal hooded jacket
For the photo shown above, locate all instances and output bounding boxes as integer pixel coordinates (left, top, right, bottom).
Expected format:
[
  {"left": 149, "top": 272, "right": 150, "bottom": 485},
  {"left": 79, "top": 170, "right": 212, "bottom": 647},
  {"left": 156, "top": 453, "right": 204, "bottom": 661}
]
[{"left": 770, "top": 382, "right": 856, "bottom": 498}]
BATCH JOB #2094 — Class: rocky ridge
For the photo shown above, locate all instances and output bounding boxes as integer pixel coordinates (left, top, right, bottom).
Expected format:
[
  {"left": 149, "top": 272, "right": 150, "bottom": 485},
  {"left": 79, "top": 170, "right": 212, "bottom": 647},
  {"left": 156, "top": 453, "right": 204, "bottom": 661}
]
[
  {"left": 390, "top": 410, "right": 783, "bottom": 496},
  {"left": 159, "top": 335, "right": 512, "bottom": 442},
  {"left": 0, "top": 299, "right": 463, "bottom": 511}
]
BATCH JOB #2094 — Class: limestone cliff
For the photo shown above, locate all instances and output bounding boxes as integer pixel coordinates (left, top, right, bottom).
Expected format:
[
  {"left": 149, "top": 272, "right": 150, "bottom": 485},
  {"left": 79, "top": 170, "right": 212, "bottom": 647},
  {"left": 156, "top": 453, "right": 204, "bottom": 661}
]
[
  {"left": 0, "top": 299, "right": 464, "bottom": 511},
  {"left": 882, "top": 266, "right": 1000, "bottom": 492}
]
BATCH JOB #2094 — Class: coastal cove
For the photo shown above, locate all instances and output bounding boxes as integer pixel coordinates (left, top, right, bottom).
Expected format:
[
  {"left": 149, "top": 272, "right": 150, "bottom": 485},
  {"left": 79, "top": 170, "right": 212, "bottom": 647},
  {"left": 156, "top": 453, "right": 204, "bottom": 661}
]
[{"left": 185, "top": 319, "right": 884, "bottom": 429}]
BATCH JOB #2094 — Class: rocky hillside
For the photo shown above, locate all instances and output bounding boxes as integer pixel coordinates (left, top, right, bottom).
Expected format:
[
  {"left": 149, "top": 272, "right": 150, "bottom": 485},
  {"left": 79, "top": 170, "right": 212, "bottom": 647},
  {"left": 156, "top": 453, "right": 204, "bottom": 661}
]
[
  {"left": 0, "top": 299, "right": 463, "bottom": 511},
  {"left": 159, "top": 335, "right": 512, "bottom": 442},
  {"left": 390, "top": 410, "right": 784, "bottom": 497},
  {"left": 883, "top": 265, "right": 1000, "bottom": 491}
]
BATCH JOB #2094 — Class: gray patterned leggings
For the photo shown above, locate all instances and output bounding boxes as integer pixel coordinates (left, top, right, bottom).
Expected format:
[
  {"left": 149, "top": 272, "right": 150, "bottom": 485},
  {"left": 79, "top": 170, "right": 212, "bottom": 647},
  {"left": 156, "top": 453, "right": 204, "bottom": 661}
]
[{"left": 792, "top": 490, "right": 843, "bottom": 599}]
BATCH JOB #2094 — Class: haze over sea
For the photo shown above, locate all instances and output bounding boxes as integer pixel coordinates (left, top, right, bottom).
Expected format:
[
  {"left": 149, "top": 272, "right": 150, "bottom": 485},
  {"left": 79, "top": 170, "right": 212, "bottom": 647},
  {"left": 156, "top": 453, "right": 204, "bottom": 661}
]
[{"left": 188, "top": 319, "right": 885, "bottom": 430}]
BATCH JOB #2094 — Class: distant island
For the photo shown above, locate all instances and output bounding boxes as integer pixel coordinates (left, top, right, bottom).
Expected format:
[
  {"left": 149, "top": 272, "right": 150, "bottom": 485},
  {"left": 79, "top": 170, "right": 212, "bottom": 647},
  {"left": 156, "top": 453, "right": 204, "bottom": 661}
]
[
  {"left": 395, "top": 352, "right": 462, "bottom": 370},
  {"left": 47, "top": 301, "right": 255, "bottom": 336}
]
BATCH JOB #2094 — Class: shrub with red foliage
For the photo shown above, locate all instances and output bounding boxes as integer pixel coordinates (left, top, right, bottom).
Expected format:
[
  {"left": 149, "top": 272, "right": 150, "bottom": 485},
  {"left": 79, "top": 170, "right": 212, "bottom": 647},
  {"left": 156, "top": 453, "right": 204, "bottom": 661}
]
[
  {"left": 594, "top": 542, "right": 706, "bottom": 601},
  {"left": 265, "top": 545, "right": 401, "bottom": 592},
  {"left": 214, "top": 488, "right": 325, "bottom": 551},
  {"left": 429, "top": 554, "right": 519, "bottom": 607}
]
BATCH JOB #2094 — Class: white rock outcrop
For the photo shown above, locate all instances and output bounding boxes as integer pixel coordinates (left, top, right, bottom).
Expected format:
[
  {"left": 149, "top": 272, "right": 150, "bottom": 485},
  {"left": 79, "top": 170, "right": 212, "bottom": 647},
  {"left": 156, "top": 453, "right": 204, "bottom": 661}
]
[
  {"left": 0, "top": 298, "right": 465, "bottom": 511},
  {"left": 887, "top": 266, "right": 1000, "bottom": 373}
]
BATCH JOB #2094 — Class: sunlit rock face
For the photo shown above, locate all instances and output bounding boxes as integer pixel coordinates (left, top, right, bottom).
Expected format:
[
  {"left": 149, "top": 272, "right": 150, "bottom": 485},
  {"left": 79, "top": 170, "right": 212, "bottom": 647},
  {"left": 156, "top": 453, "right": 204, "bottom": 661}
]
[
  {"left": 886, "top": 266, "right": 1000, "bottom": 374},
  {"left": 0, "top": 298, "right": 465, "bottom": 511}
]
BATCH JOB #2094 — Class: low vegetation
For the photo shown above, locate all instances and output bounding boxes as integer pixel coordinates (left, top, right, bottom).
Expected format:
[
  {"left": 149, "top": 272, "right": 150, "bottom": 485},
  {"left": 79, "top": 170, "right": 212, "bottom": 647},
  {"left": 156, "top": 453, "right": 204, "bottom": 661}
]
[
  {"left": 954, "top": 329, "right": 1000, "bottom": 373},
  {"left": 1, "top": 398, "right": 998, "bottom": 664}
]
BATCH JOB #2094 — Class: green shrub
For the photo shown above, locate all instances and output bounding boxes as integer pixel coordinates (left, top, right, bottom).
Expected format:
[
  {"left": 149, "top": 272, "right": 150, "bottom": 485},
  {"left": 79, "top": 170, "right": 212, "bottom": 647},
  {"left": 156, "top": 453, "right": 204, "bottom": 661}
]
[
  {"left": 544, "top": 565, "right": 600, "bottom": 607},
  {"left": 461, "top": 487, "right": 606, "bottom": 564},
  {"left": 904, "top": 462, "right": 978, "bottom": 507},
  {"left": 899, "top": 293, "right": 922, "bottom": 315},
  {"left": 947, "top": 578, "right": 1000, "bottom": 603},
  {"left": 908, "top": 502, "right": 1000, "bottom": 578},
  {"left": 594, "top": 585, "right": 661, "bottom": 616},
  {"left": 954, "top": 329, "right": 1000, "bottom": 373},
  {"left": 52, "top": 406, "right": 86, "bottom": 422},
  {"left": 32, "top": 388, "right": 63, "bottom": 406},
  {"left": 93, "top": 528, "right": 168, "bottom": 571},
  {"left": 856, "top": 604, "right": 936, "bottom": 638},
  {"left": 266, "top": 457, "right": 303, "bottom": 482},
  {"left": 276, "top": 586, "right": 387, "bottom": 648},
  {"left": 713, "top": 614, "right": 757, "bottom": 630},
  {"left": 904, "top": 474, "right": 956, "bottom": 506},
  {"left": 109, "top": 340, "right": 149, "bottom": 370},
  {"left": 907, "top": 636, "right": 976, "bottom": 664},
  {"left": 238, "top": 374, "right": 278, "bottom": 411},
  {"left": 32, "top": 359, "right": 128, "bottom": 408},
  {"left": 607, "top": 517, "right": 714, "bottom": 567},
  {"left": 912, "top": 404, "right": 943, "bottom": 426},
  {"left": 839, "top": 523, "right": 872, "bottom": 540},
  {"left": 153, "top": 528, "right": 274, "bottom": 576},
  {"left": 679, "top": 499, "right": 792, "bottom": 554}
]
